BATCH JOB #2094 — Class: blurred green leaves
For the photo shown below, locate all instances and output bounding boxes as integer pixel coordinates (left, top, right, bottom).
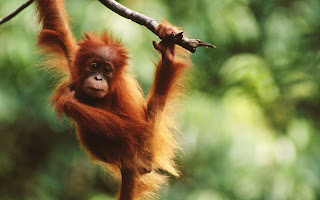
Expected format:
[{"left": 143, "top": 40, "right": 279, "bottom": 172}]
[{"left": 1, "top": 0, "right": 320, "bottom": 199}]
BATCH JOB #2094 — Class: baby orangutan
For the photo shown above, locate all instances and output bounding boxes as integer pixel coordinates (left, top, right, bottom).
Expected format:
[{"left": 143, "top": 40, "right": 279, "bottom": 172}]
[{"left": 35, "top": 0, "right": 190, "bottom": 199}]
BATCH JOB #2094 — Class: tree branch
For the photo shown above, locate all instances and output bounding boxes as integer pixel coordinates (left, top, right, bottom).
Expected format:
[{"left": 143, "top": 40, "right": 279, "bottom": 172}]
[
  {"left": 98, "top": 0, "right": 216, "bottom": 53},
  {"left": 0, "top": 0, "right": 216, "bottom": 53},
  {"left": 0, "top": 0, "right": 34, "bottom": 26}
]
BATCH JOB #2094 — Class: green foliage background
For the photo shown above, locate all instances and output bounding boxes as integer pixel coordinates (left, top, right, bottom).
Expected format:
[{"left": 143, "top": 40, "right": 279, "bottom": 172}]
[{"left": 1, "top": 0, "right": 320, "bottom": 199}]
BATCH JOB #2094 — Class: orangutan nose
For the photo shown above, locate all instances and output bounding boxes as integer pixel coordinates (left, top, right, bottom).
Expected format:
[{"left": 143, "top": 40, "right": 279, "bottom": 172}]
[{"left": 95, "top": 75, "right": 103, "bottom": 81}]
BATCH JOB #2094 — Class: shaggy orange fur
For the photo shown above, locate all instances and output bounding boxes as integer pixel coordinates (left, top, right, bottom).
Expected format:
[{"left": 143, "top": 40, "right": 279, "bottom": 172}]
[{"left": 35, "top": 0, "right": 190, "bottom": 199}]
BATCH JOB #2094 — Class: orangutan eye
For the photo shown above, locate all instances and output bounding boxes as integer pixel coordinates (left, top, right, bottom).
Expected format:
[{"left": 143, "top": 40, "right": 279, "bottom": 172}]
[
  {"left": 90, "top": 63, "right": 99, "bottom": 70},
  {"left": 104, "top": 66, "right": 112, "bottom": 74}
]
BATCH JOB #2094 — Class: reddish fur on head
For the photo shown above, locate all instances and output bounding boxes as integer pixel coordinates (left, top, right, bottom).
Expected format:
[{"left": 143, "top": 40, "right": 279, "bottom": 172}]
[{"left": 73, "top": 32, "right": 129, "bottom": 78}]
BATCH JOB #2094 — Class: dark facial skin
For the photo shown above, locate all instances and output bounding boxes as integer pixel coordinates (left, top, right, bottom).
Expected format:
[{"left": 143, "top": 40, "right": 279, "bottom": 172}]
[{"left": 81, "top": 60, "right": 114, "bottom": 99}]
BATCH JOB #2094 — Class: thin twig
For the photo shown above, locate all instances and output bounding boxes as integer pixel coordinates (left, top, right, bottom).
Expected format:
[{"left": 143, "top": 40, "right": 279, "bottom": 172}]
[
  {"left": 0, "top": 0, "right": 34, "bottom": 25},
  {"left": 98, "top": 0, "right": 216, "bottom": 53}
]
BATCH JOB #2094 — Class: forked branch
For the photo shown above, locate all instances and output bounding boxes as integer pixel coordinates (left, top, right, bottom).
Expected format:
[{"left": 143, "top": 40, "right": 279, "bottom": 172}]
[
  {"left": 0, "top": 0, "right": 216, "bottom": 52},
  {"left": 98, "top": 0, "right": 216, "bottom": 53}
]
